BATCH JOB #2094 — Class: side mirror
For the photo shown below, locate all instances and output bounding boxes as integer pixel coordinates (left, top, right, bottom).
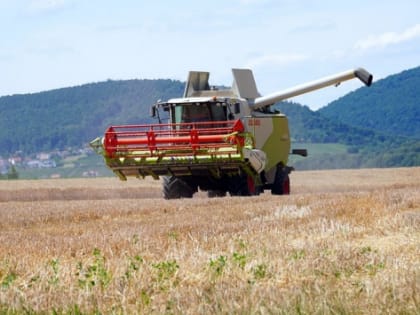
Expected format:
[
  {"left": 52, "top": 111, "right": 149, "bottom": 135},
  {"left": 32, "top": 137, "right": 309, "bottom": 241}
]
[
  {"left": 150, "top": 105, "right": 156, "bottom": 118},
  {"left": 291, "top": 149, "right": 308, "bottom": 157}
]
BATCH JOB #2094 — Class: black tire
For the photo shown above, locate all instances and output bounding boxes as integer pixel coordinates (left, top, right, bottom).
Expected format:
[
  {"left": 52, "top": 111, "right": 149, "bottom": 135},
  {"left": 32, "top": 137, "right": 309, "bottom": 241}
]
[
  {"left": 271, "top": 165, "right": 290, "bottom": 195},
  {"left": 162, "top": 176, "right": 195, "bottom": 199},
  {"left": 229, "top": 174, "right": 260, "bottom": 196},
  {"left": 207, "top": 190, "right": 227, "bottom": 198}
]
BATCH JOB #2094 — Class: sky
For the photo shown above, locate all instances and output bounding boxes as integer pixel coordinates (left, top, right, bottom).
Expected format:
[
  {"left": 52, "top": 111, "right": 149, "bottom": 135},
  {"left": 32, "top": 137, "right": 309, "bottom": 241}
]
[{"left": 1, "top": 0, "right": 419, "bottom": 110}]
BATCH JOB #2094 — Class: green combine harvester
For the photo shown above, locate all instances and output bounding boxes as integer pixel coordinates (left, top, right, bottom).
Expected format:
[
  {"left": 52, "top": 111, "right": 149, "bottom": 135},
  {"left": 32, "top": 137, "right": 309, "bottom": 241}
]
[{"left": 91, "top": 68, "right": 372, "bottom": 198}]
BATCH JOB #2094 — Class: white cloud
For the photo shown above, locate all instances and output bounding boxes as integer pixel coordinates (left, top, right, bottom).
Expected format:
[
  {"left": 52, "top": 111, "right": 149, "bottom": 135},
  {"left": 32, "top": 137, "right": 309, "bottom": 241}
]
[
  {"left": 28, "top": 0, "right": 69, "bottom": 13},
  {"left": 236, "top": 0, "right": 272, "bottom": 5},
  {"left": 354, "top": 24, "right": 420, "bottom": 51},
  {"left": 245, "top": 53, "right": 309, "bottom": 68}
]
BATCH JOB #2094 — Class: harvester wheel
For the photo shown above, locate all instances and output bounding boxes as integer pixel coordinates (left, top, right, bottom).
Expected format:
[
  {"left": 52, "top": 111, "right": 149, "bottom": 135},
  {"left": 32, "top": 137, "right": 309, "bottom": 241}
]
[
  {"left": 229, "top": 174, "right": 260, "bottom": 196},
  {"left": 271, "top": 165, "right": 290, "bottom": 195},
  {"left": 163, "top": 176, "right": 195, "bottom": 199},
  {"left": 207, "top": 190, "right": 227, "bottom": 198}
]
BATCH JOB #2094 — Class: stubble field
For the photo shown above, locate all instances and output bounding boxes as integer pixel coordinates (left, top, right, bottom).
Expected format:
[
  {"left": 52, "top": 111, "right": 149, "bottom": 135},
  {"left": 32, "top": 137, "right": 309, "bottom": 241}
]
[{"left": 0, "top": 168, "right": 419, "bottom": 314}]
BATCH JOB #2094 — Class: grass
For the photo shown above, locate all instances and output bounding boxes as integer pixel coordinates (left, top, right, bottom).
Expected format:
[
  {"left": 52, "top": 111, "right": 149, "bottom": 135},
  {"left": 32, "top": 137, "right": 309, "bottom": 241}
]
[
  {"left": 0, "top": 168, "right": 419, "bottom": 314},
  {"left": 292, "top": 142, "right": 349, "bottom": 155},
  {"left": 15, "top": 154, "right": 113, "bottom": 179},
  {"left": 289, "top": 142, "right": 348, "bottom": 164}
]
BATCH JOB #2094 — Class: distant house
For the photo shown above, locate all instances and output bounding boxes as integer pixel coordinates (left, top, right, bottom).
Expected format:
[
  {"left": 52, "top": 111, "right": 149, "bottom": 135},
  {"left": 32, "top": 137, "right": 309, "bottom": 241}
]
[
  {"left": 83, "top": 170, "right": 98, "bottom": 177},
  {"left": 0, "top": 166, "right": 8, "bottom": 175},
  {"left": 37, "top": 153, "right": 51, "bottom": 161},
  {"left": 41, "top": 160, "right": 56, "bottom": 168},
  {"left": 0, "top": 159, "right": 9, "bottom": 174},
  {"left": 8, "top": 157, "right": 23, "bottom": 165},
  {"left": 27, "top": 159, "right": 56, "bottom": 168},
  {"left": 27, "top": 160, "right": 43, "bottom": 168}
]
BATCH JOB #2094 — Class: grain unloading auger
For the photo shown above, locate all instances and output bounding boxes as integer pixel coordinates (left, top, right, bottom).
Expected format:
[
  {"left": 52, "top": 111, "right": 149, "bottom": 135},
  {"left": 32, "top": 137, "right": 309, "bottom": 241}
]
[{"left": 90, "top": 68, "right": 372, "bottom": 199}]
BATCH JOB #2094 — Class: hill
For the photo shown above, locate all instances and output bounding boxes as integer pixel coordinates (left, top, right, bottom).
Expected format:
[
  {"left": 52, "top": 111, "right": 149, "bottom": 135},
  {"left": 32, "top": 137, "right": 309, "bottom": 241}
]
[
  {"left": 275, "top": 102, "right": 377, "bottom": 145},
  {"left": 0, "top": 79, "right": 183, "bottom": 154},
  {"left": 319, "top": 66, "right": 420, "bottom": 139},
  {"left": 0, "top": 66, "right": 419, "bottom": 172},
  {"left": 276, "top": 101, "right": 419, "bottom": 169}
]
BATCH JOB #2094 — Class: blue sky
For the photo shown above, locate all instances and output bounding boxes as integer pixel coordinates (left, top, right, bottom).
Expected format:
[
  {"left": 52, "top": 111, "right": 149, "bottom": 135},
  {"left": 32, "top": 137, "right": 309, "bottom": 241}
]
[{"left": 1, "top": 0, "right": 419, "bottom": 109}]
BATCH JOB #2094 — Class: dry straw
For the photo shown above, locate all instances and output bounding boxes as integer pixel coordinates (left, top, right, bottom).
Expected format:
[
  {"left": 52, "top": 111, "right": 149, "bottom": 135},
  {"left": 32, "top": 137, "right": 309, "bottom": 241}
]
[{"left": 0, "top": 168, "right": 419, "bottom": 314}]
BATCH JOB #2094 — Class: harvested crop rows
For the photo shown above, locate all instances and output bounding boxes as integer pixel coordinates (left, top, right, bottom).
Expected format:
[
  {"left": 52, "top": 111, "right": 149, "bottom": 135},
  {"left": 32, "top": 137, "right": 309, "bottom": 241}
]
[{"left": 0, "top": 168, "right": 419, "bottom": 314}]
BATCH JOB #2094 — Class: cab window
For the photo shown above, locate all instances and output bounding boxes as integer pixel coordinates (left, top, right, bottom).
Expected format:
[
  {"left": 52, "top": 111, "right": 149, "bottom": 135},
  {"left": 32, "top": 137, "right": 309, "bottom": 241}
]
[{"left": 174, "top": 103, "right": 226, "bottom": 124}]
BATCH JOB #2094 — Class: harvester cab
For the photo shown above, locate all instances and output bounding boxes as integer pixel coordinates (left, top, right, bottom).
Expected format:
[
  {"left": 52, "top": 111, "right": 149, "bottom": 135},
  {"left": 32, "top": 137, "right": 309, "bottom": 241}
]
[{"left": 91, "top": 68, "right": 372, "bottom": 199}]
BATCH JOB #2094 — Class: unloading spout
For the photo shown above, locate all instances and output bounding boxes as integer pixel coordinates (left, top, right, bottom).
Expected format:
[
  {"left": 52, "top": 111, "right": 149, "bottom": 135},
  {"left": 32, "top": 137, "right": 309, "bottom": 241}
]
[{"left": 251, "top": 68, "right": 373, "bottom": 109}]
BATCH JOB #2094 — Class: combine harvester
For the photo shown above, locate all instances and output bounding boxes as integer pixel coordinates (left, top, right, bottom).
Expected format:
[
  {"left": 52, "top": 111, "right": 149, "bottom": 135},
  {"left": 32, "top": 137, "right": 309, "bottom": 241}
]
[{"left": 91, "top": 68, "right": 372, "bottom": 198}]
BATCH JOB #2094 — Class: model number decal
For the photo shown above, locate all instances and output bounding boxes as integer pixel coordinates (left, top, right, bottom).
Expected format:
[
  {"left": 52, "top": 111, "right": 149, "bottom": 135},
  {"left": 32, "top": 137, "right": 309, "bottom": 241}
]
[{"left": 249, "top": 119, "right": 261, "bottom": 126}]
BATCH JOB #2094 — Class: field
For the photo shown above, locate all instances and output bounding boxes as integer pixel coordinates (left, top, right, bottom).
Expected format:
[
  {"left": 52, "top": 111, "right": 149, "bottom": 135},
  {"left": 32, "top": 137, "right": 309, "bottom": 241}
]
[{"left": 0, "top": 168, "right": 419, "bottom": 314}]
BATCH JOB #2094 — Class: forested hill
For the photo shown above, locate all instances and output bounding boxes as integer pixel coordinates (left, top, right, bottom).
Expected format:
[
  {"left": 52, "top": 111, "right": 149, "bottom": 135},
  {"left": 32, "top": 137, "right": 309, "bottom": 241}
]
[
  {"left": 0, "top": 79, "right": 183, "bottom": 154},
  {"left": 275, "top": 102, "right": 379, "bottom": 145},
  {"left": 274, "top": 66, "right": 420, "bottom": 168},
  {"left": 0, "top": 66, "right": 419, "bottom": 168},
  {"left": 319, "top": 66, "right": 420, "bottom": 139},
  {"left": 276, "top": 101, "right": 419, "bottom": 168}
]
